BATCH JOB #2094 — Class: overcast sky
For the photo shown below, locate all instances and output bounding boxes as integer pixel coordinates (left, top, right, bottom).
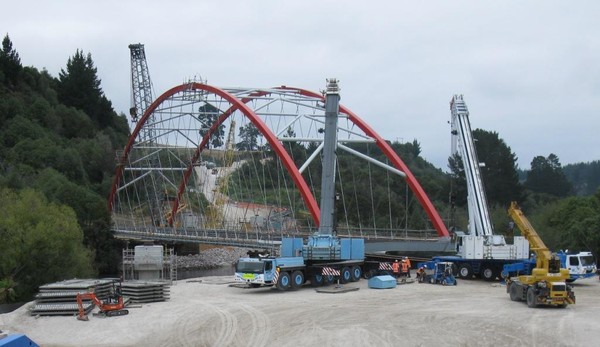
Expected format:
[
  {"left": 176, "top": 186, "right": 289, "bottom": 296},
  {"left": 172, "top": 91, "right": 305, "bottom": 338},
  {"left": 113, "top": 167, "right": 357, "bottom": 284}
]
[{"left": 4, "top": 0, "right": 599, "bottom": 171}]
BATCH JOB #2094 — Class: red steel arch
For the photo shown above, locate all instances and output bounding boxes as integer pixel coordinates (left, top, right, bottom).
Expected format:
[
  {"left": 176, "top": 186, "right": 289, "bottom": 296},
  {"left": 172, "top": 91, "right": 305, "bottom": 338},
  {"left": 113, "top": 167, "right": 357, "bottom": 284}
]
[
  {"left": 274, "top": 86, "right": 450, "bottom": 238},
  {"left": 109, "top": 83, "right": 449, "bottom": 238},
  {"left": 108, "top": 83, "right": 320, "bottom": 225}
]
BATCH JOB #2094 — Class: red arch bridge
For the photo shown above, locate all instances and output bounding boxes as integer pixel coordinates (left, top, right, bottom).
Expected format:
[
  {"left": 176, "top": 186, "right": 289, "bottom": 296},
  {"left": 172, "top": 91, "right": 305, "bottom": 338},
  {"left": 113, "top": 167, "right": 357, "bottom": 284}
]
[{"left": 109, "top": 82, "right": 454, "bottom": 253}]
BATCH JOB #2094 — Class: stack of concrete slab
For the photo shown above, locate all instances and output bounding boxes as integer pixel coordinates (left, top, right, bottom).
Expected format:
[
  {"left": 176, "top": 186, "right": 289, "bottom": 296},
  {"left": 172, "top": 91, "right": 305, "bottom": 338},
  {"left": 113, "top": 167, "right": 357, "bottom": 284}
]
[
  {"left": 30, "top": 279, "right": 117, "bottom": 316},
  {"left": 119, "top": 281, "right": 170, "bottom": 303}
]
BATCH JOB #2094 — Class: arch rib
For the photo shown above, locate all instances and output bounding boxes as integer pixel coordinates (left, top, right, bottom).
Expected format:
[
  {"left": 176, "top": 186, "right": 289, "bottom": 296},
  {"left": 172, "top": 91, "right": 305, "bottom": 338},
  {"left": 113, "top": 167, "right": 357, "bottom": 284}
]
[
  {"left": 108, "top": 83, "right": 321, "bottom": 228},
  {"left": 109, "top": 83, "right": 449, "bottom": 238},
  {"left": 275, "top": 86, "right": 450, "bottom": 238}
]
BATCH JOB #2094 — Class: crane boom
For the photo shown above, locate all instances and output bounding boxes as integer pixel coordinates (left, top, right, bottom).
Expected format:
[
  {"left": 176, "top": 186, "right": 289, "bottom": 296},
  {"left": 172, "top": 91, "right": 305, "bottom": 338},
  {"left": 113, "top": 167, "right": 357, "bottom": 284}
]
[
  {"left": 507, "top": 202, "right": 552, "bottom": 270},
  {"left": 450, "top": 95, "right": 494, "bottom": 238}
]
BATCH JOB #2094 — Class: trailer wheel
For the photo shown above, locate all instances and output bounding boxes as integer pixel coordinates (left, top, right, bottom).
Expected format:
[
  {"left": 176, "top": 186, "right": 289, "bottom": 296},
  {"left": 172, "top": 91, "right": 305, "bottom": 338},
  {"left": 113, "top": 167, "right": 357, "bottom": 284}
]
[
  {"left": 291, "top": 270, "right": 304, "bottom": 289},
  {"left": 457, "top": 263, "right": 473, "bottom": 279},
  {"left": 363, "top": 269, "right": 376, "bottom": 279},
  {"left": 509, "top": 282, "right": 520, "bottom": 301},
  {"left": 481, "top": 267, "right": 495, "bottom": 281},
  {"left": 340, "top": 267, "right": 351, "bottom": 284},
  {"left": 324, "top": 274, "right": 335, "bottom": 285},
  {"left": 526, "top": 287, "right": 538, "bottom": 308},
  {"left": 351, "top": 266, "right": 362, "bottom": 282},
  {"left": 277, "top": 272, "right": 291, "bottom": 291},
  {"left": 311, "top": 273, "right": 324, "bottom": 287}
]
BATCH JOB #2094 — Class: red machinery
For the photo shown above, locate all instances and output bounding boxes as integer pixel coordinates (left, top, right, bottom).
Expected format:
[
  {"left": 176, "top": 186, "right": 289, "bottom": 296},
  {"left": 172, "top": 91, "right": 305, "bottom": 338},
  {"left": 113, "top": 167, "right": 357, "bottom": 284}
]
[{"left": 76, "top": 290, "right": 128, "bottom": 321}]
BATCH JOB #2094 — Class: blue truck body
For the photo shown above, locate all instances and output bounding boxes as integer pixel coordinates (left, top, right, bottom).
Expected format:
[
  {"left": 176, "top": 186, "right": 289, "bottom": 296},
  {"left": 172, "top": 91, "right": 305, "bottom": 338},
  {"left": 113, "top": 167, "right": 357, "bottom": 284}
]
[
  {"left": 422, "top": 255, "right": 524, "bottom": 281},
  {"left": 234, "top": 237, "right": 390, "bottom": 290}
]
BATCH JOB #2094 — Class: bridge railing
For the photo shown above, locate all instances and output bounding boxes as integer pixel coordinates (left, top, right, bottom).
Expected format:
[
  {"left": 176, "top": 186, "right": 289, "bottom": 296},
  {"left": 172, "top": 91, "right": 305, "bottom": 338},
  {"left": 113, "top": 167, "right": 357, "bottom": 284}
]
[{"left": 111, "top": 216, "right": 439, "bottom": 246}]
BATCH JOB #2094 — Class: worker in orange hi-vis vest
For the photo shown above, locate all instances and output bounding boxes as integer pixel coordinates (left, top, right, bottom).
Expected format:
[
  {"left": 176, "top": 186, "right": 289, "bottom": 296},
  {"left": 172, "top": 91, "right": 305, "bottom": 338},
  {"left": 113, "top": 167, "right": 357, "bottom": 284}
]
[
  {"left": 392, "top": 260, "right": 400, "bottom": 278},
  {"left": 404, "top": 257, "right": 412, "bottom": 278},
  {"left": 400, "top": 259, "right": 409, "bottom": 278},
  {"left": 416, "top": 267, "right": 426, "bottom": 283}
]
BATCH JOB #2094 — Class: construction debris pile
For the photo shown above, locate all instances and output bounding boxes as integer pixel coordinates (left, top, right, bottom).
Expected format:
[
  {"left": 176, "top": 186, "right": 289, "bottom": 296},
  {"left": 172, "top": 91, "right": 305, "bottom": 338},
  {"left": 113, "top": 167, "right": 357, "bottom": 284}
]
[{"left": 176, "top": 247, "right": 252, "bottom": 269}]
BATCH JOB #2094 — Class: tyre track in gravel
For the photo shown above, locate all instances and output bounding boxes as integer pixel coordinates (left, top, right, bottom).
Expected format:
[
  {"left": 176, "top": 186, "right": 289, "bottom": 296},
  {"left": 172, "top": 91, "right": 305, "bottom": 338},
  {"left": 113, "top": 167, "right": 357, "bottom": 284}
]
[
  {"left": 167, "top": 300, "right": 271, "bottom": 347},
  {"left": 199, "top": 302, "right": 238, "bottom": 347},
  {"left": 231, "top": 302, "right": 271, "bottom": 347}
]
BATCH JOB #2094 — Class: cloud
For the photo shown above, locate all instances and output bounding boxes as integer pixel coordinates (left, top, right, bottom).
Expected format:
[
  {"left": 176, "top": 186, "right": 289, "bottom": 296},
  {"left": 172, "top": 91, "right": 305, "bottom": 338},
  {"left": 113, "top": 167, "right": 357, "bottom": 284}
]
[{"left": 3, "top": 0, "right": 599, "bottom": 170}]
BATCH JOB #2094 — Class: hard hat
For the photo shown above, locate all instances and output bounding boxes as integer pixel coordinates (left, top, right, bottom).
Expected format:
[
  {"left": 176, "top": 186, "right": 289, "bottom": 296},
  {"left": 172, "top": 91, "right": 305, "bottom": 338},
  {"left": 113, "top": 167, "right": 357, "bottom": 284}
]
[{"left": 395, "top": 260, "right": 398, "bottom": 262}]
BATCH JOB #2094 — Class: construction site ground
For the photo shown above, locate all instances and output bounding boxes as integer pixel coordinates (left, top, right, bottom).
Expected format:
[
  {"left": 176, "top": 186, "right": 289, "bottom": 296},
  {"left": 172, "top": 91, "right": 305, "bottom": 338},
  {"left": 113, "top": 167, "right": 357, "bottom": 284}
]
[{"left": 1, "top": 276, "right": 599, "bottom": 347}]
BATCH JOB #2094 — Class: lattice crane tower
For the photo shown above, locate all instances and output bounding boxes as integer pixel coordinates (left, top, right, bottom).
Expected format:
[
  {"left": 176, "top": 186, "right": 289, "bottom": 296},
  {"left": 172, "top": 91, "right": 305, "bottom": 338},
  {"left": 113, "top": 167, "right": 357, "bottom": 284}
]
[
  {"left": 128, "top": 43, "right": 155, "bottom": 141},
  {"left": 127, "top": 43, "right": 163, "bottom": 226}
]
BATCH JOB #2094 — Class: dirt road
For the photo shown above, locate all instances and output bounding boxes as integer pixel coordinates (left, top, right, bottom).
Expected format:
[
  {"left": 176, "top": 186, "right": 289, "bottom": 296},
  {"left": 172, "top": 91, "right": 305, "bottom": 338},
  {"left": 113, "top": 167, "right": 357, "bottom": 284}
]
[{"left": 1, "top": 276, "right": 599, "bottom": 346}]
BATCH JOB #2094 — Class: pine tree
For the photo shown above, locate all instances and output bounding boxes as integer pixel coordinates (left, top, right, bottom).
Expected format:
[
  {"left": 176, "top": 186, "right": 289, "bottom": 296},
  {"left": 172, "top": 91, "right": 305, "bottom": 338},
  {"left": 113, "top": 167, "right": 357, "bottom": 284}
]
[
  {"left": 57, "top": 50, "right": 113, "bottom": 128},
  {"left": 0, "top": 34, "right": 23, "bottom": 86},
  {"left": 525, "top": 154, "right": 573, "bottom": 197},
  {"left": 236, "top": 123, "right": 260, "bottom": 150}
]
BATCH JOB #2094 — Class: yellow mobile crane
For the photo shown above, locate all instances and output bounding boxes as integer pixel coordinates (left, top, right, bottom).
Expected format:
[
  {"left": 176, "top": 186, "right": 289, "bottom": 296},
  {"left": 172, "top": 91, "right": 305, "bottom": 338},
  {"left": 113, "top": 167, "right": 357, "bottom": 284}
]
[{"left": 505, "top": 202, "right": 575, "bottom": 308}]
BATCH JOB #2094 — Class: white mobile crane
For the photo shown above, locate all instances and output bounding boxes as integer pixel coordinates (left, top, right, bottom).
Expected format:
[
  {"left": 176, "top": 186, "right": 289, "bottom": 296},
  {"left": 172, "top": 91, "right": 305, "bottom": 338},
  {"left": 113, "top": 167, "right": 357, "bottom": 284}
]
[{"left": 429, "top": 95, "right": 529, "bottom": 280}]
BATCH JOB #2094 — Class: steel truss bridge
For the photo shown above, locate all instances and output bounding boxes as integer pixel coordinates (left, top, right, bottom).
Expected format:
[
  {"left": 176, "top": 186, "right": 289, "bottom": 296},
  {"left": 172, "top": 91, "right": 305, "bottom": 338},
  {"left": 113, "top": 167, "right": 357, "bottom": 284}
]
[{"left": 109, "top": 80, "right": 451, "bottom": 251}]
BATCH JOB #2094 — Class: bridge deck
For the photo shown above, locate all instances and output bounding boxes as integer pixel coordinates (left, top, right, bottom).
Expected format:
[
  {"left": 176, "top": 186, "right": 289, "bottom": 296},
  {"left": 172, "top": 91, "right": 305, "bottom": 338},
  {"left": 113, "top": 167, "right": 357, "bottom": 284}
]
[{"left": 112, "top": 225, "right": 451, "bottom": 254}]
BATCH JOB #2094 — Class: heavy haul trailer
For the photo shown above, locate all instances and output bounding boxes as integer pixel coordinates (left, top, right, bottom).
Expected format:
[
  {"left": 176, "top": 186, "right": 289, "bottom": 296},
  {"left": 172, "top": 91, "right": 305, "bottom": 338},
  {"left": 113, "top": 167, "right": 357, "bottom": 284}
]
[
  {"left": 420, "top": 233, "right": 530, "bottom": 281},
  {"left": 428, "top": 235, "right": 530, "bottom": 281},
  {"left": 234, "top": 237, "right": 393, "bottom": 290}
]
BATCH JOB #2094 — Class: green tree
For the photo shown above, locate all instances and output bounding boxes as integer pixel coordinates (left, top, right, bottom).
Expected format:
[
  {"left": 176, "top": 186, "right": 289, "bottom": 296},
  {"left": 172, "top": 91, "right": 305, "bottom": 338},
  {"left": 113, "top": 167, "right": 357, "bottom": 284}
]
[
  {"left": 407, "top": 139, "right": 421, "bottom": 158},
  {"left": 563, "top": 160, "right": 600, "bottom": 196},
  {"left": 0, "top": 188, "right": 94, "bottom": 302},
  {"left": 236, "top": 123, "right": 260, "bottom": 151},
  {"left": 448, "top": 129, "right": 522, "bottom": 207},
  {"left": 32, "top": 168, "right": 118, "bottom": 274},
  {"left": 56, "top": 50, "right": 114, "bottom": 128},
  {"left": 525, "top": 154, "right": 572, "bottom": 197},
  {"left": 55, "top": 104, "right": 94, "bottom": 139},
  {"left": 472, "top": 129, "right": 522, "bottom": 205},
  {"left": 0, "top": 34, "right": 22, "bottom": 86},
  {"left": 0, "top": 115, "right": 47, "bottom": 150},
  {"left": 540, "top": 190, "right": 600, "bottom": 259},
  {"left": 198, "top": 103, "right": 224, "bottom": 148}
]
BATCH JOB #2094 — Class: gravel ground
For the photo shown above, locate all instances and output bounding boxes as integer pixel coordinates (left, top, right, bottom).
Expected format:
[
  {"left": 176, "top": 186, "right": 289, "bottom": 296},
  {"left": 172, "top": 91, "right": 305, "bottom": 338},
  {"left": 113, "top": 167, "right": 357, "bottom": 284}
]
[{"left": 2, "top": 276, "right": 599, "bottom": 347}]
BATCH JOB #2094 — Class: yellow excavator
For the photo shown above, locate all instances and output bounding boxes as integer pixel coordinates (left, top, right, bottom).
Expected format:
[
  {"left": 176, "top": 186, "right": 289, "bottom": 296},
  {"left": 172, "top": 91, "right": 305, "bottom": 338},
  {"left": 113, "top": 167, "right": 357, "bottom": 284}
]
[{"left": 505, "top": 202, "right": 575, "bottom": 308}]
